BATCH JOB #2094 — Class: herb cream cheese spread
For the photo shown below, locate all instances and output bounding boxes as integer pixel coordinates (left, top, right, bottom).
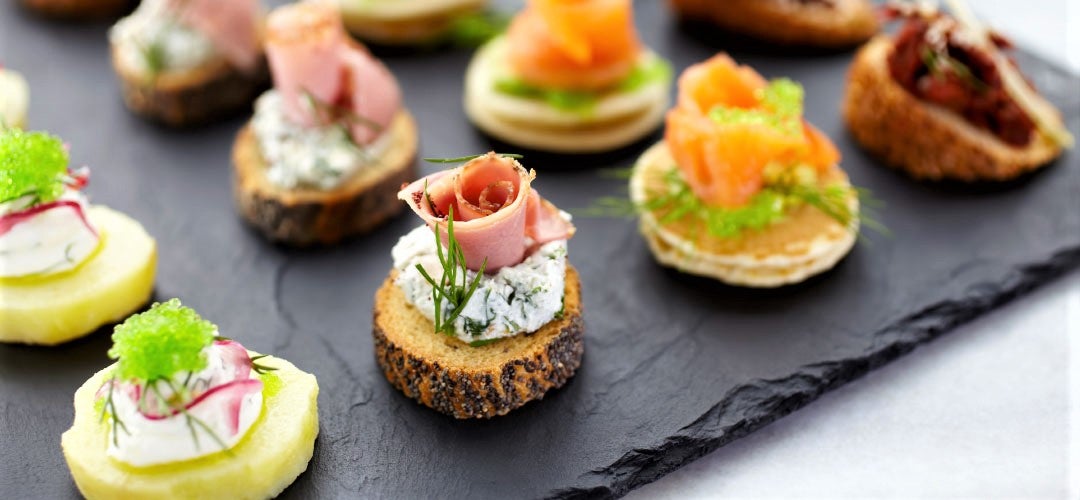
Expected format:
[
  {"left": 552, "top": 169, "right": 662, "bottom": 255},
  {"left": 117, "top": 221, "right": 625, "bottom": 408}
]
[
  {"left": 392, "top": 224, "right": 568, "bottom": 344},
  {"left": 252, "top": 90, "right": 393, "bottom": 190},
  {"left": 110, "top": 0, "right": 217, "bottom": 77}
]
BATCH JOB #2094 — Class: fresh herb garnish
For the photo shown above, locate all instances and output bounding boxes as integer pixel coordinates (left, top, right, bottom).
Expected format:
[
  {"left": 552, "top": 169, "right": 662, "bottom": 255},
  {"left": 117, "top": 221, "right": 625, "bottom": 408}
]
[
  {"left": 0, "top": 129, "right": 69, "bottom": 206},
  {"left": 300, "top": 89, "right": 384, "bottom": 151},
  {"left": 583, "top": 164, "right": 880, "bottom": 239},
  {"left": 249, "top": 354, "right": 279, "bottom": 375},
  {"left": 423, "top": 153, "right": 523, "bottom": 163},
  {"left": 414, "top": 205, "right": 488, "bottom": 337},
  {"left": 921, "top": 46, "right": 988, "bottom": 92}
]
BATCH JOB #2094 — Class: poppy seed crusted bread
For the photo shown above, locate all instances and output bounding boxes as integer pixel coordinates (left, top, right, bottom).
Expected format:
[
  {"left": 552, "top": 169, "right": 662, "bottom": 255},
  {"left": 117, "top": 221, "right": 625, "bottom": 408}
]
[{"left": 373, "top": 266, "right": 584, "bottom": 419}]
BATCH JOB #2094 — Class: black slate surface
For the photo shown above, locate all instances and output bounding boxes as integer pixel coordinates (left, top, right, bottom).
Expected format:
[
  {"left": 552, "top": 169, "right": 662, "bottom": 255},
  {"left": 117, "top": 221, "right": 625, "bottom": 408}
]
[{"left": 1, "top": 1, "right": 1078, "bottom": 498}]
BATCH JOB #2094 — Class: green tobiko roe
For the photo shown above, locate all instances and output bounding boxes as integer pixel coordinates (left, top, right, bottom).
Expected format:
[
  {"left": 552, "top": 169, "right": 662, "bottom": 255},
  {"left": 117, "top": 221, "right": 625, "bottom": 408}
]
[
  {"left": 108, "top": 299, "right": 218, "bottom": 383},
  {"left": 0, "top": 129, "right": 70, "bottom": 205}
]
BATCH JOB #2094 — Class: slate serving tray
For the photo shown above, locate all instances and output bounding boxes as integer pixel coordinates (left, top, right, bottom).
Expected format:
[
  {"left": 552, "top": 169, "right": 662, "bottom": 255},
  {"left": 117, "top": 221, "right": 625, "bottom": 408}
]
[{"left": 1, "top": 0, "right": 1078, "bottom": 498}]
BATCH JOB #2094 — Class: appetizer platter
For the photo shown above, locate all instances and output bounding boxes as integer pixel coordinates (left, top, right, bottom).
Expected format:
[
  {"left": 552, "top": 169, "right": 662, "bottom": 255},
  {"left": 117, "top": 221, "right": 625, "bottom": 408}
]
[{"left": 1, "top": 0, "right": 1078, "bottom": 498}]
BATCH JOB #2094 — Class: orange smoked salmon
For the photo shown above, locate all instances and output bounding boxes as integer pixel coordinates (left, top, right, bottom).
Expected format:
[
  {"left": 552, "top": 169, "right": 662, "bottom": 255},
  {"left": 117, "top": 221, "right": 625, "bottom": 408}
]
[
  {"left": 505, "top": 0, "right": 641, "bottom": 91},
  {"left": 666, "top": 54, "right": 840, "bottom": 208}
]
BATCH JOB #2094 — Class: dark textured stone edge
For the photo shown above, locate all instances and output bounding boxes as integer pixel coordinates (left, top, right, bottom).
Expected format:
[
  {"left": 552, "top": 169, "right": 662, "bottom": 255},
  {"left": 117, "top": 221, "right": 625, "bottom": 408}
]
[{"left": 546, "top": 245, "right": 1080, "bottom": 500}]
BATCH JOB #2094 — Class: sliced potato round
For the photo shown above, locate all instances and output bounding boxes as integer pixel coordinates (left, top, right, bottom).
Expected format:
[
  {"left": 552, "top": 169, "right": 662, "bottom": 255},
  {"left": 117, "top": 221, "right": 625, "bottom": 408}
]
[
  {"left": 62, "top": 354, "right": 319, "bottom": 500},
  {"left": 0, "top": 205, "right": 156, "bottom": 345}
]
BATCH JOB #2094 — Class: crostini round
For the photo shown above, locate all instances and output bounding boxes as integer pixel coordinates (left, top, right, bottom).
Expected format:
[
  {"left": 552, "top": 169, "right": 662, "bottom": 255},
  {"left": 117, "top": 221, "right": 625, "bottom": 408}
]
[
  {"left": 62, "top": 300, "right": 319, "bottom": 500},
  {"left": 0, "top": 130, "right": 157, "bottom": 345},
  {"left": 669, "top": 0, "right": 878, "bottom": 48},
  {"left": 843, "top": 1, "right": 1072, "bottom": 181},
  {"left": 0, "top": 67, "right": 29, "bottom": 129},
  {"left": 337, "top": 0, "right": 488, "bottom": 45},
  {"left": 109, "top": 0, "right": 268, "bottom": 127},
  {"left": 232, "top": 2, "right": 417, "bottom": 246},
  {"left": 630, "top": 54, "right": 861, "bottom": 288},
  {"left": 375, "top": 153, "right": 581, "bottom": 418},
  {"left": 464, "top": 0, "right": 672, "bottom": 154}
]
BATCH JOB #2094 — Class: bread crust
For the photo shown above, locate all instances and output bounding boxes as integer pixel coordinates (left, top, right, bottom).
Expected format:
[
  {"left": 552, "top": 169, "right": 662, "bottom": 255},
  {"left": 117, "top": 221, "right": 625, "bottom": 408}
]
[
  {"left": 20, "top": 0, "right": 134, "bottom": 20},
  {"left": 372, "top": 266, "right": 584, "bottom": 419},
  {"left": 232, "top": 110, "right": 418, "bottom": 246},
  {"left": 843, "top": 36, "right": 1064, "bottom": 181},
  {"left": 668, "top": 0, "right": 878, "bottom": 48},
  {"left": 111, "top": 44, "right": 269, "bottom": 128},
  {"left": 631, "top": 142, "right": 858, "bottom": 288}
]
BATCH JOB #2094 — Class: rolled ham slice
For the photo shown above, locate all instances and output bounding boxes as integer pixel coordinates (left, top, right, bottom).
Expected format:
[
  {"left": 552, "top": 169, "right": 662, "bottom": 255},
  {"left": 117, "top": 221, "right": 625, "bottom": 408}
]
[
  {"left": 174, "top": 0, "right": 261, "bottom": 74},
  {"left": 398, "top": 153, "right": 576, "bottom": 272},
  {"left": 266, "top": 2, "right": 348, "bottom": 126},
  {"left": 265, "top": 3, "right": 400, "bottom": 145}
]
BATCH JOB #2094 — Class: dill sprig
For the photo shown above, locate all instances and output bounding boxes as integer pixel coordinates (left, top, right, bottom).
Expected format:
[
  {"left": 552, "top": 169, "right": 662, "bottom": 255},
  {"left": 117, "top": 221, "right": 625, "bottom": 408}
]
[
  {"left": 423, "top": 153, "right": 522, "bottom": 164},
  {"left": 583, "top": 164, "right": 883, "bottom": 239},
  {"left": 300, "top": 89, "right": 385, "bottom": 151},
  {"left": 415, "top": 204, "right": 488, "bottom": 337},
  {"left": 98, "top": 377, "right": 130, "bottom": 447},
  {"left": 249, "top": 355, "right": 278, "bottom": 375}
]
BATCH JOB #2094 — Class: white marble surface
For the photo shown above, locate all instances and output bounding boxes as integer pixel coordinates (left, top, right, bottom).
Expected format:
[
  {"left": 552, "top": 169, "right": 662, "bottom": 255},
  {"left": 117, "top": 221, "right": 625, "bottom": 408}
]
[{"left": 631, "top": 1, "right": 1079, "bottom": 498}]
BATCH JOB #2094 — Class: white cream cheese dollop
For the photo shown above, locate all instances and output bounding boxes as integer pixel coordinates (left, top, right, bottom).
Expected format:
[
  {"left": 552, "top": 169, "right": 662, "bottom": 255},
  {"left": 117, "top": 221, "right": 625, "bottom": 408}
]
[
  {"left": 105, "top": 341, "right": 264, "bottom": 468},
  {"left": 110, "top": 0, "right": 217, "bottom": 76},
  {"left": 392, "top": 225, "right": 568, "bottom": 345},
  {"left": 252, "top": 90, "right": 393, "bottom": 190},
  {"left": 0, "top": 189, "right": 100, "bottom": 278}
]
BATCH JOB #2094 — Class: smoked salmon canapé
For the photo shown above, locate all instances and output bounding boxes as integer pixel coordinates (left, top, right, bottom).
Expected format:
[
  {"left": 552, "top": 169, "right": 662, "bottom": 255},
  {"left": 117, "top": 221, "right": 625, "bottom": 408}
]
[
  {"left": 20, "top": 0, "right": 134, "bottom": 20},
  {"left": 232, "top": 2, "right": 418, "bottom": 246},
  {"left": 669, "top": 0, "right": 878, "bottom": 49},
  {"left": 629, "top": 55, "right": 864, "bottom": 288},
  {"left": 0, "top": 67, "right": 29, "bottom": 129},
  {"left": 109, "top": 0, "right": 269, "bottom": 127},
  {"left": 844, "top": 0, "right": 1073, "bottom": 182},
  {"left": 0, "top": 129, "right": 157, "bottom": 345},
  {"left": 337, "top": 0, "right": 490, "bottom": 46},
  {"left": 464, "top": 0, "right": 673, "bottom": 153},
  {"left": 373, "top": 153, "right": 582, "bottom": 419},
  {"left": 62, "top": 300, "right": 319, "bottom": 500}
]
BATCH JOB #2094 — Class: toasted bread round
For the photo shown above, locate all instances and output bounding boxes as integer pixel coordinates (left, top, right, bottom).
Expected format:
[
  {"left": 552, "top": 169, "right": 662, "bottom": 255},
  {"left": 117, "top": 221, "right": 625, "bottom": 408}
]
[
  {"left": 232, "top": 110, "right": 418, "bottom": 246},
  {"left": 844, "top": 36, "right": 1064, "bottom": 182},
  {"left": 631, "top": 142, "right": 858, "bottom": 288},
  {"left": 339, "top": 0, "right": 486, "bottom": 45},
  {"left": 20, "top": 0, "right": 134, "bottom": 20},
  {"left": 62, "top": 354, "right": 319, "bottom": 500},
  {"left": 0, "top": 69, "right": 29, "bottom": 129},
  {"left": 111, "top": 44, "right": 269, "bottom": 128},
  {"left": 669, "top": 0, "right": 878, "bottom": 48},
  {"left": 0, "top": 206, "right": 156, "bottom": 345},
  {"left": 373, "top": 266, "right": 584, "bottom": 419},
  {"left": 464, "top": 37, "right": 670, "bottom": 153}
]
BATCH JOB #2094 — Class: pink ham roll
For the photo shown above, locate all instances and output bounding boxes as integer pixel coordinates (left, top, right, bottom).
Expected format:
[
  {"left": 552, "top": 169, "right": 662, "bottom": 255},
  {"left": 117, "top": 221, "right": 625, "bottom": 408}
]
[
  {"left": 175, "top": 0, "right": 262, "bottom": 73},
  {"left": 399, "top": 153, "right": 576, "bottom": 272}
]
